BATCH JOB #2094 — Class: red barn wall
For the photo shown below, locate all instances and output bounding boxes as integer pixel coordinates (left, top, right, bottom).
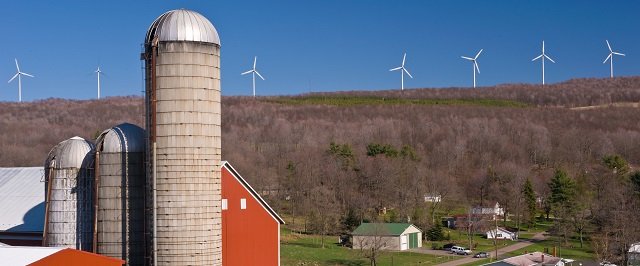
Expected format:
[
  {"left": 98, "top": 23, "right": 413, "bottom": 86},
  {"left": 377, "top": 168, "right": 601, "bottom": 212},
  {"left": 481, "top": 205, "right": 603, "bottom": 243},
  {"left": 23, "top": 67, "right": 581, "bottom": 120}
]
[
  {"left": 222, "top": 166, "right": 280, "bottom": 266},
  {"left": 29, "top": 248, "right": 124, "bottom": 266}
]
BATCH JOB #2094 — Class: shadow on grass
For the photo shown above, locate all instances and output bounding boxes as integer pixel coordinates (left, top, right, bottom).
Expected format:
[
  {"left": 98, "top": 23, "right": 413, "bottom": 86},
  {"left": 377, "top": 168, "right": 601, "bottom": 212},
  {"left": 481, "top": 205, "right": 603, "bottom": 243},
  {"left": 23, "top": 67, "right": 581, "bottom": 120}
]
[
  {"left": 284, "top": 242, "right": 325, "bottom": 249},
  {"left": 325, "top": 259, "right": 366, "bottom": 266}
]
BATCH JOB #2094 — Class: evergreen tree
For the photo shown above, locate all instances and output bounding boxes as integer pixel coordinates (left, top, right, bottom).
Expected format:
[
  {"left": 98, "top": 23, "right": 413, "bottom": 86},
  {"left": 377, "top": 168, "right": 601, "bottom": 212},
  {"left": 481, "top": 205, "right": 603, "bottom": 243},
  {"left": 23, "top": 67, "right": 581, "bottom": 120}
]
[
  {"left": 426, "top": 222, "right": 445, "bottom": 241},
  {"left": 548, "top": 168, "right": 577, "bottom": 210},
  {"left": 522, "top": 178, "right": 537, "bottom": 226}
]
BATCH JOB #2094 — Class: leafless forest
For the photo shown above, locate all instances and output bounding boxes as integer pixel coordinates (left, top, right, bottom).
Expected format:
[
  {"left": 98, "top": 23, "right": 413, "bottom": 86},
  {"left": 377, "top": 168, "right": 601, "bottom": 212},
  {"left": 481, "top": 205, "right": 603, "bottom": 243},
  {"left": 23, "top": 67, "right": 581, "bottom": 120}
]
[{"left": 1, "top": 77, "right": 640, "bottom": 262}]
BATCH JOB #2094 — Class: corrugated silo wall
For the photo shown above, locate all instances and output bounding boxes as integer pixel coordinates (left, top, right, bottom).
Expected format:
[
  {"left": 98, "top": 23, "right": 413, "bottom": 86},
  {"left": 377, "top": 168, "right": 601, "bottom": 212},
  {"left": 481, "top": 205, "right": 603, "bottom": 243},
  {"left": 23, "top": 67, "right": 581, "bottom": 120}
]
[
  {"left": 97, "top": 150, "right": 145, "bottom": 265},
  {"left": 44, "top": 166, "right": 94, "bottom": 251},
  {"left": 146, "top": 41, "right": 222, "bottom": 265}
]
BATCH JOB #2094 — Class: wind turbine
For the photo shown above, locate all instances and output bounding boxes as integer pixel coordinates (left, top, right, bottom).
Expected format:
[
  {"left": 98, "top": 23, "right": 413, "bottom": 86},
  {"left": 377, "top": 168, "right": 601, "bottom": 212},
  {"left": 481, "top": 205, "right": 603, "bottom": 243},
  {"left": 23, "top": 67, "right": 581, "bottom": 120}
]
[
  {"left": 603, "top": 40, "right": 625, "bottom": 78},
  {"left": 389, "top": 53, "right": 413, "bottom": 90},
  {"left": 241, "top": 56, "right": 265, "bottom": 97},
  {"left": 461, "top": 49, "right": 482, "bottom": 88},
  {"left": 95, "top": 67, "right": 104, "bottom": 99},
  {"left": 7, "top": 59, "right": 34, "bottom": 102},
  {"left": 531, "top": 41, "right": 555, "bottom": 85}
]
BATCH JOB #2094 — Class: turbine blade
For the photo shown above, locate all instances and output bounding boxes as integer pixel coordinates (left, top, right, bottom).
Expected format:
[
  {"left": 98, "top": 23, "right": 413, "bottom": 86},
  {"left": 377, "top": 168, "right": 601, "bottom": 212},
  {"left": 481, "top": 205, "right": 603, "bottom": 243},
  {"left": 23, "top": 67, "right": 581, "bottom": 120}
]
[
  {"left": 542, "top": 41, "right": 545, "bottom": 53},
  {"left": 606, "top": 40, "right": 612, "bottom": 52},
  {"left": 403, "top": 68, "right": 413, "bottom": 79},
  {"left": 253, "top": 56, "right": 257, "bottom": 69},
  {"left": 461, "top": 56, "right": 473, "bottom": 60},
  {"left": 15, "top": 59, "right": 20, "bottom": 72},
  {"left": 544, "top": 55, "right": 556, "bottom": 63},
  {"left": 613, "top": 52, "right": 625, "bottom": 56},
  {"left": 241, "top": 70, "right": 254, "bottom": 75},
  {"left": 474, "top": 49, "right": 483, "bottom": 59},
  {"left": 389, "top": 67, "right": 402, "bottom": 71},
  {"left": 474, "top": 62, "right": 480, "bottom": 74},
  {"left": 603, "top": 54, "right": 612, "bottom": 64},
  {"left": 8, "top": 73, "right": 18, "bottom": 83},
  {"left": 402, "top": 53, "right": 406, "bottom": 66},
  {"left": 22, "top": 72, "right": 34, "bottom": 78},
  {"left": 532, "top": 55, "right": 543, "bottom": 61},
  {"left": 255, "top": 70, "right": 265, "bottom": 80}
]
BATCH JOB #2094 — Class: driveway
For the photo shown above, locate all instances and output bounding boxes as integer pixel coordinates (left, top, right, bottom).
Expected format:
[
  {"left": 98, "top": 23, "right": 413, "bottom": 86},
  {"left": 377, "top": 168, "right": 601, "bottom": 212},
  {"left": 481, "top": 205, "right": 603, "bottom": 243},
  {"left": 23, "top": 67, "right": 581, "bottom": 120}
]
[{"left": 413, "top": 232, "right": 547, "bottom": 266}]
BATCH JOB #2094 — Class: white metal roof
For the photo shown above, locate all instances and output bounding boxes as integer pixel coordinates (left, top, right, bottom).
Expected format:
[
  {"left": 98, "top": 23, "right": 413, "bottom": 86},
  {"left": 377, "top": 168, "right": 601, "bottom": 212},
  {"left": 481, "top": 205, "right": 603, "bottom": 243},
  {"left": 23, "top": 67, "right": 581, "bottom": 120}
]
[
  {"left": 630, "top": 243, "right": 640, "bottom": 253},
  {"left": 0, "top": 246, "right": 63, "bottom": 265},
  {"left": 45, "top": 136, "right": 94, "bottom": 169},
  {"left": 0, "top": 167, "right": 45, "bottom": 232},
  {"left": 96, "top": 123, "right": 145, "bottom": 153},
  {"left": 146, "top": 9, "right": 220, "bottom": 45}
]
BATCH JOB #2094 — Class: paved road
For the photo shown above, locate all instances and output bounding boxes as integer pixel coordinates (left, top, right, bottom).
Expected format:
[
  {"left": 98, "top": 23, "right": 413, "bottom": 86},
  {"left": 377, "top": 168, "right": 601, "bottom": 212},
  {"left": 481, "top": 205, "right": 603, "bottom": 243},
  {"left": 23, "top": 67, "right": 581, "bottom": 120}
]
[{"left": 413, "top": 232, "right": 547, "bottom": 266}]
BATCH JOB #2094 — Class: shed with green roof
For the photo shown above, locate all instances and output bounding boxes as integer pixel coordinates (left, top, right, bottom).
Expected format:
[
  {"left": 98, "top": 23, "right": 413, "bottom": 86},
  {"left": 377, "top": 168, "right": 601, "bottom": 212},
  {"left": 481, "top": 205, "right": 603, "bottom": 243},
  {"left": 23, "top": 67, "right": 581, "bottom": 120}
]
[{"left": 351, "top": 223, "right": 422, "bottom": 251}]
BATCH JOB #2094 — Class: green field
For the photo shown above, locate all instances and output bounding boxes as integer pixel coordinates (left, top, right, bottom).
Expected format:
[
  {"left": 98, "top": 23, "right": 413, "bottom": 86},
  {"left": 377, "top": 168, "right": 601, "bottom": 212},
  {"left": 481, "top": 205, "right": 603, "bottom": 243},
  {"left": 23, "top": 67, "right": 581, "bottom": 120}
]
[
  {"left": 265, "top": 96, "right": 529, "bottom": 107},
  {"left": 281, "top": 230, "right": 457, "bottom": 266}
]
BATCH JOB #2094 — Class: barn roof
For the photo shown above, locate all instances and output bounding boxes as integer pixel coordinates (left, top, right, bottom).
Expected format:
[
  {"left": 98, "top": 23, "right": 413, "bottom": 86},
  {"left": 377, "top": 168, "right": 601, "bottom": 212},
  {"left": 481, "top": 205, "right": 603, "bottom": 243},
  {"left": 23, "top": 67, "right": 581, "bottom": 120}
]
[
  {"left": 0, "top": 167, "right": 45, "bottom": 232},
  {"left": 352, "top": 223, "right": 420, "bottom": 236},
  {"left": 221, "top": 161, "right": 285, "bottom": 224},
  {"left": 0, "top": 246, "right": 62, "bottom": 265}
]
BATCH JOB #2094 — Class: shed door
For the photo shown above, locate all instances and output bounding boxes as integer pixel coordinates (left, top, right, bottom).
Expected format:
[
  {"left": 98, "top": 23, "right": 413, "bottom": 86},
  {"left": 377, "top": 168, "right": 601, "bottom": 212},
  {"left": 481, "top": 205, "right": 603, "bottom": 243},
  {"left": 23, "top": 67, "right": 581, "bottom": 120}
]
[
  {"left": 400, "top": 235, "right": 408, "bottom": 250},
  {"left": 409, "top": 233, "right": 418, "bottom": 248}
]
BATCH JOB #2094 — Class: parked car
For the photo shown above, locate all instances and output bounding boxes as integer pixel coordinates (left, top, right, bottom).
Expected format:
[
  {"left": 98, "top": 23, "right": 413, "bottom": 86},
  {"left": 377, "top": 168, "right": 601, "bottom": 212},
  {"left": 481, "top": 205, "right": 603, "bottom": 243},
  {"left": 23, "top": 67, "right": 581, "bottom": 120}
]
[
  {"left": 450, "top": 246, "right": 463, "bottom": 254},
  {"left": 473, "top": 252, "right": 489, "bottom": 258},
  {"left": 443, "top": 243, "right": 455, "bottom": 251},
  {"left": 452, "top": 246, "right": 472, "bottom": 255}
]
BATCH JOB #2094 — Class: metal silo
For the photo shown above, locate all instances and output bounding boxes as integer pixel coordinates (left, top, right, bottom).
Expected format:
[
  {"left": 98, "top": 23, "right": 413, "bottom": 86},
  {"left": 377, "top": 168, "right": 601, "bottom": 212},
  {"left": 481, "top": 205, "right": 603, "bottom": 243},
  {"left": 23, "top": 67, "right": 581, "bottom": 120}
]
[
  {"left": 43, "top": 136, "right": 95, "bottom": 251},
  {"left": 143, "top": 9, "right": 222, "bottom": 265},
  {"left": 95, "top": 123, "right": 145, "bottom": 265}
]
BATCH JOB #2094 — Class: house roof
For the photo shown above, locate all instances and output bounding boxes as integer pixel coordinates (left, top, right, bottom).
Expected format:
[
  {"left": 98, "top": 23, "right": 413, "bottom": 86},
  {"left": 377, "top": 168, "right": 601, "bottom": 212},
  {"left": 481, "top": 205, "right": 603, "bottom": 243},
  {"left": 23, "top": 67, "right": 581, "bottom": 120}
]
[
  {"left": 221, "top": 161, "right": 285, "bottom": 224},
  {"left": 630, "top": 242, "right": 640, "bottom": 253},
  {"left": 483, "top": 252, "right": 562, "bottom": 266},
  {"left": 0, "top": 167, "right": 45, "bottom": 232},
  {"left": 487, "top": 227, "right": 515, "bottom": 234},
  {"left": 352, "top": 223, "right": 420, "bottom": 236}
]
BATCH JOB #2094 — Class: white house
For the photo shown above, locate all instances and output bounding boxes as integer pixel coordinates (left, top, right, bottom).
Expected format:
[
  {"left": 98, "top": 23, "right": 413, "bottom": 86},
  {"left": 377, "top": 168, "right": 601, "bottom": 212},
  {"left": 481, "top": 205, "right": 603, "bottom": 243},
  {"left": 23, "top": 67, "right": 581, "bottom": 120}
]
[
  {"left": 486, "top": 227, "right": 517, "bottom": 240},
  {"left": 472, "top": 202, "right": 505, "bottom": 220},
  {"left": 424, "top": 193, "right": 442, "bottom": 203}
]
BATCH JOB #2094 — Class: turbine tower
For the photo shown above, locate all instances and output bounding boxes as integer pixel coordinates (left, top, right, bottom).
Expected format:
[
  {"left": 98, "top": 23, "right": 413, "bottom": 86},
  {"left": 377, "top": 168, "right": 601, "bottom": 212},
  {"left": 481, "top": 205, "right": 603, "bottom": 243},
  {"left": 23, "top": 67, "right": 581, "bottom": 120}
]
[
  {"left": 389, "top": 53, "right": 413, "bottom": 90},
  {"left": 461, "top": 49, "right": 482, "bottom": 88},
  {"left": 532, "top": 41, "right": 555, "bottom": 85},
  {"left": 603, "top": 40, "right": 625, "bottom": 78},
  {"left": 95, "top": 67, "right": 103, "bottom": 99},
  {"left": 241, "top": 56, "right": 265, "bottom": 97},
  {"left": 7, "top": 59, "right": 34, "bottom": 102}
]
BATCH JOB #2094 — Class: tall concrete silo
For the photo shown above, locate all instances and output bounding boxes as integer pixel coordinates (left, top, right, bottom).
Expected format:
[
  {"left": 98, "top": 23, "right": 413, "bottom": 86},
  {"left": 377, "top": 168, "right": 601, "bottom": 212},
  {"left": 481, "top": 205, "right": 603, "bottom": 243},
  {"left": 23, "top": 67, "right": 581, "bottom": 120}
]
[
  {"left": 143, "top": 9, "right": 222, "bottom": 265},
  {"left": 95, "top": 123, "right": 145, "bottom": 265},
  {"left": 43, "top": 136, "right": 95, "bottom": 251}
]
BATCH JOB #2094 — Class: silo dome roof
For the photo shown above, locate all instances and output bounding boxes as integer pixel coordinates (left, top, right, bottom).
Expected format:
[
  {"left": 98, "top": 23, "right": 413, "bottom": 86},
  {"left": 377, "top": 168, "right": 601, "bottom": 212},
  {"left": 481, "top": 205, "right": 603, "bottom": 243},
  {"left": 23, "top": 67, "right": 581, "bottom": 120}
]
[
  {"left": 145, "top": 9, "right": 220, "bottom": 45},
  {"left": 96, "top": 123, "right": 145, "bottom": 153},
  {"left": 45, "top": 136, "right": 95, "bottom": 169}
]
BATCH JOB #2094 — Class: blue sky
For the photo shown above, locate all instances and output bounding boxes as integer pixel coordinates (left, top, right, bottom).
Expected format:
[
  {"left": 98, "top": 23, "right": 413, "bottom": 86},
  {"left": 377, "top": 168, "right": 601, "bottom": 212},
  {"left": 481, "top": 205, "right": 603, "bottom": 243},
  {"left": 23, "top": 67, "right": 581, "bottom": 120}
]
[{"left": 0, "top": 1, "right": 638, "bottom": 101}]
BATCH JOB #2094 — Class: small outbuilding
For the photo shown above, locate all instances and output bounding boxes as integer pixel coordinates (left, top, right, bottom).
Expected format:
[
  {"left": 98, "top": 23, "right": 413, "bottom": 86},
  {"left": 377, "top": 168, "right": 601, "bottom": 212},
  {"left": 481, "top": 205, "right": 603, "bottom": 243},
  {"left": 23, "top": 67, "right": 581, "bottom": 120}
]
[
  {"left": 352, "top": 223, "right": 422, "bottom": 251},
  {"left": 486, "top": 227, "right": 517, "bottom": 240},
  {"left": 221, "top": 161, "right": 285, "bottom": 266},
  {"left": 483, "top": 251, "right": 563, "bottom": 266}
]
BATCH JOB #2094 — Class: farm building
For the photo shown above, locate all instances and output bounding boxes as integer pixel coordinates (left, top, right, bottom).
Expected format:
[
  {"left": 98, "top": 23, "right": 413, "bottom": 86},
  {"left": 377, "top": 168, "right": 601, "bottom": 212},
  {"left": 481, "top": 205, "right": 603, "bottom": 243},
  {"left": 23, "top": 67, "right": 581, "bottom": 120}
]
[
  {"left": 483, "top": 252, "right": 564, "bottom": 266},
  {"left": 221, "top": 161, "right": 285, "bottom": 266},
  {"left": 352, "top": 223, "right": 422, "bottom": 251},
  {"left": 0, "top": 167, "right": 44, "bottom": 246},
  {"left": 486, "top": 227, "right": 517, "bottom": 240},
  {"left": 0, "top": 246, "right": 124, "bottom": 265}
]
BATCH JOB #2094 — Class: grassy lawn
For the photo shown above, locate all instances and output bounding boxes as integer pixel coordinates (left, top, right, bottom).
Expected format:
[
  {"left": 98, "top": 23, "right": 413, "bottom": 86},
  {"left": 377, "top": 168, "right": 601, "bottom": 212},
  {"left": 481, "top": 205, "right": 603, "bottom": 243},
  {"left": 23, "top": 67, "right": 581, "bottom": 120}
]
[
  {"left": 266, "top": 96, "right": 529, "bottom": 108},
  {"left": 281, "top": 230, "right": 457, "bottom": 266}
]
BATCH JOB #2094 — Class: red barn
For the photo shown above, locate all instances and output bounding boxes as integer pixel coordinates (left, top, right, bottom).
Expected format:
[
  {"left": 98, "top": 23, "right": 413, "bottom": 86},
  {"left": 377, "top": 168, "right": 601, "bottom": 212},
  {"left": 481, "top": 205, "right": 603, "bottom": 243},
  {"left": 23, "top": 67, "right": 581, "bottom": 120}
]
[{"left": 221, "top": 161, "right": 285, "bottom": 266}]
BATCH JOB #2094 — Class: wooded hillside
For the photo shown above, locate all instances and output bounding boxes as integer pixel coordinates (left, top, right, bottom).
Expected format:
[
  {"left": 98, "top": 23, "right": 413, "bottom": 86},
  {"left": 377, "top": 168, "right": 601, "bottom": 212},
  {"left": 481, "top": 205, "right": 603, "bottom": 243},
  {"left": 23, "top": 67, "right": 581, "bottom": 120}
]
[{"left": 1, "top": 77, "right": 639, "bottom": 263}]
